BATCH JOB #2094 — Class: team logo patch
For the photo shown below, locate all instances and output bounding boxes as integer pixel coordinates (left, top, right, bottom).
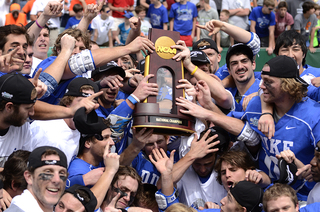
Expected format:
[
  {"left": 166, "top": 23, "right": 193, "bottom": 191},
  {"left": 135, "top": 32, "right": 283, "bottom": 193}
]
[
  {"left": 2, "top": 92, "right": 13, "bottom": 99},
  {"left": 250, "top": 117, "right": 259, "bottom": 127}
]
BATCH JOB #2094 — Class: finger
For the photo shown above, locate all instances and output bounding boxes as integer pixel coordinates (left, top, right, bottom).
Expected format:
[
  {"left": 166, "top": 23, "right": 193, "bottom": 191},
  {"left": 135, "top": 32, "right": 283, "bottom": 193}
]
[
  {"left": 143, "top": 74, "right": 154, "bottom": 82},
  {"left": 98, "top": 0, "right": 104, "bottom": 11},
  {"left": 109, "top": 192, "right": 121, "bottom": 207},
  {"left": 170, "top": 149, "right": 176, "bottom": 161},
  {"left": 196, "top": 24, "right": 206, "bottom": 29},
  {"left": 8, "top": 46, "right": 20, "bottom": 57},
  {"left": 104, "top": 140, "right": 111, "bottom": 158},
  {"left": 88, "top": 91, "right": 103, "bottom": 100},
  {"left": 32, "top": 68, "right": 42, "bottom": 86}
]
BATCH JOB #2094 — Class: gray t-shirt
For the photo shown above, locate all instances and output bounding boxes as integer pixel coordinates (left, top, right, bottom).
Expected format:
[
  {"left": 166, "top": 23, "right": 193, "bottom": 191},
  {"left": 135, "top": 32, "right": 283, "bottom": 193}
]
[
  {"left": 287, "top": 0, "right": 314, "bottom": 21},
  {"left": 294, "top": 13, "right": 318, "bottom": 40},
  {"left": 221, "top": 0, "right": 251, "bottom": 30},
  {"left": 197, "top": 8, "right": 219, "bottom": 39}
]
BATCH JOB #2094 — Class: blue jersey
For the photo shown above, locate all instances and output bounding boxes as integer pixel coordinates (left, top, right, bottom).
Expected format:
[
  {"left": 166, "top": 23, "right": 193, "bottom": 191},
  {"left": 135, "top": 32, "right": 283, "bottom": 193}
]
[
  {"left": 300, "top": 202, "right": 320, "bottom": 212},
  {"left": 301, "top": 64, "right": 320, "bottom": 102},
  {"left": 249, "top": 6, "right": 276, "bottom": 38},
  {"left": 67, "top": 158, "right": 104, "bottom": 188},
  {"left": 132, "top": 151, "right": 179, "bottom": 186},
  {"left": 231, "top": 96, "right": 320, "bottom": 200},
  {"left": 147, "top": 4, "right": 168, "bottom": 29},
  {"left": 65, "top": 16, "right": 92, "bottom": 31},
  {"left": 169, "top": 2, "right": 197, "bottom": 36},
  {"left": 227, "top": 78, "right": 260, "bottom": 112}
]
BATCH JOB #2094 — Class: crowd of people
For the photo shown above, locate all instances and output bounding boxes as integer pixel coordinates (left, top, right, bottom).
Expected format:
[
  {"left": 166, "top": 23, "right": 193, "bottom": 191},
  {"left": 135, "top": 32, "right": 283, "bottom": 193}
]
[{"left": 0, "top": 0, "right": 319, "bottom": 212}]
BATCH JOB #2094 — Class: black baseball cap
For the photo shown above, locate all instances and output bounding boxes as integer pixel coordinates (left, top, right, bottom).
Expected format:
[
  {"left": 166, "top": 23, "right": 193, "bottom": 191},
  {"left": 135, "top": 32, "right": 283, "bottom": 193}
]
[
  {"left": 275, "top": 158, "right": 298, "bottom": 186},
  {"left": 64, "top": 77, "right": 99, "bottom": 97},
  {"left": 193, "top": 38, "right": 219, "bottom": 54},
  {"left": 91, "top": 61, "right": 126, "bottom": 79},
  {"left": 262, "top": 55, "right": 308, "bottom": 87},
  {"left": 64, "top": 184, "right": 97, "bottom": 212},
  {"left": 0, "top": 73, "right": 36, "bottom": 104},
  {"left": 27, "top": 146, "right": 68, "bottom": 170},
  {"left": 226, "top": 43, "right": 254, "bottom": 66},
  {"left": 230, "top": 181, "right": 264, "bottom": 212},
  {"left": 190, "top": 50, "right": 210, "bottom": 64}
]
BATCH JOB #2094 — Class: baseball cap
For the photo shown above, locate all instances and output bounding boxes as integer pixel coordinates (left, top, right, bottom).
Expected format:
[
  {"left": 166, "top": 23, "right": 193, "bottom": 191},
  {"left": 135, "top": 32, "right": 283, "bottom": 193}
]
[
  {"left": 91, "top": 61, "right": 126, "bottom": 79},
  {"left": 190, "top": 50, "right": 210, "bottom": 64},
  {"left": 10, "top": 3, "right": 20, "bottom": 12},
  {"left": 123, "top": 11, "right": 134, "bottom": 19},
  {"left": 64, "top": 77, "right": 99, "bottom": 97},
  {"left": 192, "top": 38, "right": 219, "bottom": 54},
  {"left": 27, "top": 146, "right": 68, "bottom": 170},
  {"left": 262, "top": 55, "right": 308, "bottom": 87},
  {"left": 230, "top": 181, "right": 264, "bottom": 212},
  {"left": 0, "top": 73, "right": 36, "bottom": 104},
  {"left": 275, "top": 158, "right": 298, "bottom": 186},
  {"left": 226, "top": 43, "right": 254, "bottom": 66},
  {"left": 64, "top": 184, "right": 97, "bottom": 212}
]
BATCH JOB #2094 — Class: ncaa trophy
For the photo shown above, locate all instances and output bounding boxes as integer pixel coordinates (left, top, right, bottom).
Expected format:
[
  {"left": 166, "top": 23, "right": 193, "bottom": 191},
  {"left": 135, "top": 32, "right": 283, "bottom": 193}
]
[{"left": 132, "top": 28, "right": 195, "bottom": 135}]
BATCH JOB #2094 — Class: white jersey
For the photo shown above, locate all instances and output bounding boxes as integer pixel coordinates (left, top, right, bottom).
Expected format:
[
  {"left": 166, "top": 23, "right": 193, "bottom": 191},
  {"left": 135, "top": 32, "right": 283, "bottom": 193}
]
[
  {"left": 307, "top": 182, "right": 320, "bottom": 204},
  {"left": 91, "top": 14, "right": 114, "bottom": 45},
  {"left": 0, "top": 123, "right": 32, "bottom": 167},
  {"left": 31, "top": 0, "right": 62, "bottom": 28},
  {"left": 6, "top": 189, "right": 43, "bottom": 212},
  {"left": 26, "top": 119, "right": 80, "bottom": 166},
  {"left": 177, "top": 166, "right": 227, "bottom": 208}
]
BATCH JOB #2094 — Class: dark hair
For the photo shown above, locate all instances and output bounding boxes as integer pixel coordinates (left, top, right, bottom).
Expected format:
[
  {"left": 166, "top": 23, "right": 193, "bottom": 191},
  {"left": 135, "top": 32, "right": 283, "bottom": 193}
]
[
  {"left": 101, "top": 5, "right": 109, "bottom": 13},
  {"left": 2, "top": 150, "right": 30, "bottom": 192},
  {"left": 132, "top": 183, "right": 158, "bottom": 210},
  {"left": 52, "top": 28, "right": 90, "bottom": 56},
  {"left": 274, "top": 30, "right": 307, "bottom": 66},
  {"left": 215, "top": 150, "right": 256, "bottom": 185},
  {"left": 277, "top": 1, "right": 287, "bottom": 9},
  {"left": 111, "top": 166, "right": 142, "bottom": 193},
  {"left": 0, "top": 25, "right": 29, "bottom": 52},
  {"left": 73, "top": 4, "right": 83, "bottom": 13},
  {"left": 135, "top": 5, "right": 147, "bottom": 14},
  {"left": 303, "top": 1, "right": 315, "bottom": 14}
]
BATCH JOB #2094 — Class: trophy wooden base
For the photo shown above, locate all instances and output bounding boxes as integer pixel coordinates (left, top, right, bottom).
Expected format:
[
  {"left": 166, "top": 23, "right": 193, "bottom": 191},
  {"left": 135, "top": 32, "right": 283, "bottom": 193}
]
[{"left": 133, "top": 103, "right": 195, "bottom": 136}]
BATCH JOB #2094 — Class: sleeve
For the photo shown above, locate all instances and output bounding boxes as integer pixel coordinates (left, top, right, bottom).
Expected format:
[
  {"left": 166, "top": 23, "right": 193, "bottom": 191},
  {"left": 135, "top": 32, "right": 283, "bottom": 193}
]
[
  {"left": 66, "top": 175, "right": 85, "bottom": 188},
  {"left": 169, "top": 5, "right": 175, "bottom": 19},
  {"left": 65, "top": 19, "right": 72, "bottom": 29},
  {"left": 155, "top": 188, "right": 179, "bottom": 212},
  {"left": 287, "top": 13, "right": 294, "bottom": 26},
  {"left": 311, "top": 15, "right": 318, "bottom": 29},
  {"left": 306, "top": 85, "right": 320, "bottom": 102},
  {"left": 146, "top": 6, "right": 151, "bottom": 18},
  {"left": 249, "top": 8, "right": 257, "bottom": 21},
  {"left": 294, "top": 16, "right": 302, "bottom": 31},
  {"left": 221, "top": 0, "right": 228, "bottom": 10},
  {"left": 162, "top": 7, "right": 169, "bottom": 23},
  {"left": 243, "top": 0, "right": 251, "bottom": 10},
  {"left": 192, "top": 3, "right": 198, "bottom": 18},
  {"left": 30, "top": 1, "right": 38, "bottom": 15},
  {"left": 213, "top": 9, "right": 219, "bottom": 20},
  {"left": 270, "top": 12, "right": 276, "bottom": 26},
  {"left": 246, "top": 32, "right": 261, "bottom": 56},
  {"left": 236, "top": 121, "right": 261, "bottom": 147},
  {"left": 22, "top": 1, "right": 31, "bottom": 13}
]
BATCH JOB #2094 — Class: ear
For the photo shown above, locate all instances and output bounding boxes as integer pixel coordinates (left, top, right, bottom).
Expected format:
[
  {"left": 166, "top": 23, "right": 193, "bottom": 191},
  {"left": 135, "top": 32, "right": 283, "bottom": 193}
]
[
  {"left": 5, "top": 102, "right": 14, "bottom": 112},
  {"left": 295, "top": 203, "right": 299, "bottom": 212},
  {"left": 217, "top": 53, "right": 221, "bottom": 63},
  {"left": 242, "top": 206, "right": 247, "bottom": 212},
  {"left": 24, "top": 170, "right": 33, "bottom": 186},
  {"left": 252, "top": 60, "right": 256, "bottom": 70},
  {"left": 84, "top": 140, "right": 92, "bottom": 149},
  {"left": 11, "top": 180, "right": 18, "bottom": 191}
]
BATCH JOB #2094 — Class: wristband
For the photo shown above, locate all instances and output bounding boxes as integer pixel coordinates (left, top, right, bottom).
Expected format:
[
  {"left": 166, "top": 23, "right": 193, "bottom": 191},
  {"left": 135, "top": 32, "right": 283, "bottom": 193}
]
[
  {"left": 130, "top": 94, "right": 140, "bottom": 103},
  {"left": 35, "top": 19, "right": 44, "bottom": 29},
  {"left": 190, "top": 66, "right": 198, "bottom": 76},
  {"left": 127, "top": 94, "right": 138, "bottom": 105},
  {"left": 260, "top": 112, "right": 273, "bottom": 117}
]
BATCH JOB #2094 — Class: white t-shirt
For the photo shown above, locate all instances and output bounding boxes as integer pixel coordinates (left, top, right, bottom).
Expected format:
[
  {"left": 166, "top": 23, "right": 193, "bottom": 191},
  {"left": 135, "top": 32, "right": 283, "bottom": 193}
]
[
  {"left": 91, "top": 14, "right": 114, "bottom": 45},
  {"left": 140, "top": 19, "right": 152, "bottom": 37},
  {"left": 27, "top": 119, "right": 80, "bottom": 166},
  {"left": 221, "top": 0, "right": 251, "bottom": 30},
  {"left": 31, "top": 0, "right": 62, "bottom": 28},
  {"left": 0, "top": 123, "right": 33, "bottom": 167},
  {"left": 7, "top": 189, "right": 43, "bottom": 212},
  {"left": 0, "top": 0, "right": 11, "bottom": 27},
  {"left": 30, "top": 57, "right": 43, "bottom": 77},
  {"left": 307, "top": 182, "right": 320, "bottom": 204},
  {"left": 177, "top": 167, "right": 227, "bottom": 208}
]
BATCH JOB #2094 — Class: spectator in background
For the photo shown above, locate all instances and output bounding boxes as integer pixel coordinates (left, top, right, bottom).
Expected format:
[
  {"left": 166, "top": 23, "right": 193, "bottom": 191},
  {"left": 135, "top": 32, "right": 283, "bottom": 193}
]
[
  {"left": 135, "top": 5, "right": 152, "bottom": 37},
  {"left": 0, "top": 0, "right": 11, "bottom": 27},
  {"left": 294, "top": 1, "right": 318, "bottom": 52},
  {"left": 221, "top": 0, "right": 251, "bottom": 31},
  {"left": 310, "top": 4, "right": 320, "bottom": 49},
  {"left": 217, "top": 9, "right": 234, "bottom": 50},
  {"left": 69, "top": 0, "right": 95, "bottom": 16},
  {"left": 169, "top": 0, "right": 198, "bottom": 47},
  {"left": 108, "top": 0, "right": 134, "bottom": 46},
  {"left": 65, "top": 4, "right": 92, "bottom": 31},
  {"left": 92, "top": 5, "right": 114, "bottom": 47},
  {"left": 249, "top": 0, "right": 275, "bottom": 55},
  {"left": 274, "top": 1, "right": 294, "bottom": 40},
  {"left": 196, "top": 0, "right": 218, "bottom": 41},
  {"left": 5, "top": 3, "right": 27, "bottom": 26},
  {"left": 115, "top": 12, "right": 133, "bottom": 45},
  {"left": 146, "top": 0, "right": 168, "bottom": 30},
  {"left": 139, "top": 0, "right": 168, "bottom": 10},
  {"left": 287, "top": 0, "right": 314, "bottom": 21},
  {"left": 22, "top": 0, "right": 36, "bottom": 20}
]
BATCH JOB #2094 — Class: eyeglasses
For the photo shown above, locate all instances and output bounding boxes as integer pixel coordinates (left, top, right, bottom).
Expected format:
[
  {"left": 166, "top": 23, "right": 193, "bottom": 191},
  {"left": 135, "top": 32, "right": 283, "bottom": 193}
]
[
  {"left": 268, "top": 7, "right": 274, "bottom": 11},
  {"left": 105, "top": 10, "right": 111, "bottom": 13}
]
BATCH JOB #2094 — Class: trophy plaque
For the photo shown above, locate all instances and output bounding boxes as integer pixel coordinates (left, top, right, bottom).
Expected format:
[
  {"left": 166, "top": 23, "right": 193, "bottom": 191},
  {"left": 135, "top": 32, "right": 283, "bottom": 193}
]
[{"left": 132, "top": 28, "right": 195, "bottom": 136}]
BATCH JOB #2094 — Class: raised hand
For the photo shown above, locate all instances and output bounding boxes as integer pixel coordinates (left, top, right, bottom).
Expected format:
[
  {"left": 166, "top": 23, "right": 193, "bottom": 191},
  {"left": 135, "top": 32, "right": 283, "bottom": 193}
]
[
  {"left": 0, "top": 47, "right": 24, "bottom": 73},
  {"left": 149, "top": 148, "right": 175, "bottom": 176},
  {"left": 29, "top": 68, "right": 48, "bottom": 99},
  {"left": 196, "top": 20, "right": 224, "bottom": 36},
  {"left": 43, "top": 0, "right": 64, "bottom": 18}
]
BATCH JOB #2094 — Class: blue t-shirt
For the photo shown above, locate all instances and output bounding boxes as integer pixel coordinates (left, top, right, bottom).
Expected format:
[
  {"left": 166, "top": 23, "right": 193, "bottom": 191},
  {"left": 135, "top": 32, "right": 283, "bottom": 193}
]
[
  {"left": 301, "top": 64, "right": 320, "bottom": 102},
  {"left": 118, "top": 23, "right": 131, "bottom": 45},
  {"left": 147, "top": 4, "right": 168, "bottom": 29},
  {"left": 249, "top": 6, "right": 276, "bottom": 38},
  {"left": 230, "top": 96, "right": 320, "bottom": 201},
  {"left": 67, "top": 158, "right": 104, "bottom": 188},
  {"left": 169, "top": 2, "right": 198, "bottom": 35},
  {"left": 65, "top": 16, "right": 92, "bottom": 31}
]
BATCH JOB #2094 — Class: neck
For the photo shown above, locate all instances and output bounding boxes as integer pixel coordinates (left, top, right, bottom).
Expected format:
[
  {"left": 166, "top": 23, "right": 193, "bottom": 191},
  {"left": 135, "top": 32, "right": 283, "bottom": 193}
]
[
  {"left": 0, "top": 118, "right": 11, "bottom": 131},
  {"left": 78, "top": 153, "right": 101, "bottom": 167},
  {"left": 204, "top": 4, "right": 211, "bottom": 11},
  {"left": 98, "top": 98, "right": 112, "bottom": 109},
  {"left": 154, "top": 1, "right": 161, "bottom": 7},
  {"left": 235, "top": 77, "right": 256, "bottom": 96},
  {"left": 180, "top": 0, "right": 187, "bottom": 5},
  {"left": 33, "top": 53, "right": 47, "bottom": 60},
  {"left": 274, "top": 96, "right": 295, "bottom": 118},
  {"left": 303, "top": 13, "right": 310, "bottom": 19},
  {"left": 299, "top": 64, "right": 304, "bottom": 75}
]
